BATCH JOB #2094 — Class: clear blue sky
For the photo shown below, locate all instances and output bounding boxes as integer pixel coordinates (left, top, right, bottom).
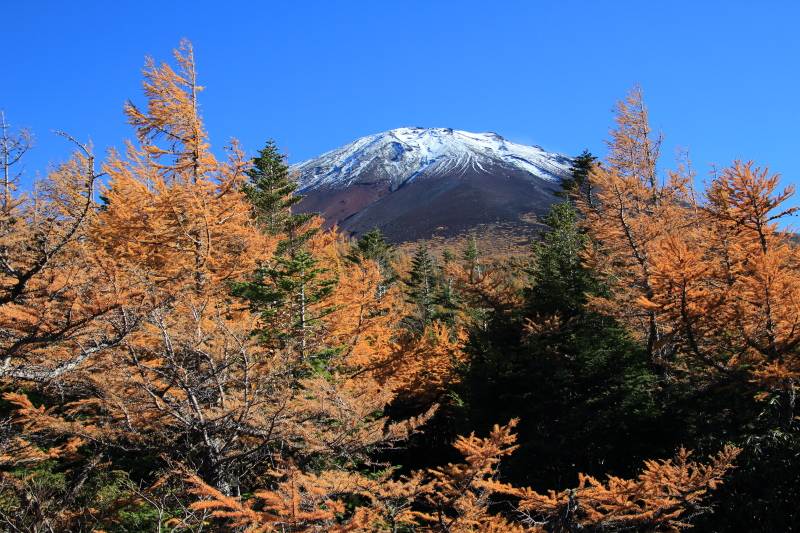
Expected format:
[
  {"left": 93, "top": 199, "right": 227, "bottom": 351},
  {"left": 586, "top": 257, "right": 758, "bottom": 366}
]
[{"left": 3, "top": 1, "right": 799, "bottom": 197}]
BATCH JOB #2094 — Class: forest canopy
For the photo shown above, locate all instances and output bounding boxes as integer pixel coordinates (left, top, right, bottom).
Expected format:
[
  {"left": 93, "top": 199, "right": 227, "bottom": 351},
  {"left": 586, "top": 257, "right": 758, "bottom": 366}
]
[{"left": 1, "top": 42, "right": 797, "bottom": 532}]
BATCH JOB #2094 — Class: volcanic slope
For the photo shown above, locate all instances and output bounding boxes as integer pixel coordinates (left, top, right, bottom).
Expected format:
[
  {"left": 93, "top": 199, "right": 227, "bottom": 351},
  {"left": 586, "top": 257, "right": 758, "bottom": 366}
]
[{"left": 292, "top": 127, "right": 572, "bottom": 242}]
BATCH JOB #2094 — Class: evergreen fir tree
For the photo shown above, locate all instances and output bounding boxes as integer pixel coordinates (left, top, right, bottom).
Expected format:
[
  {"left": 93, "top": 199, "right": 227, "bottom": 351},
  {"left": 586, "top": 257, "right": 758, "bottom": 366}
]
[
  {"left": 403, "top": 243, "right": 439, "bottom": 333},
  {"left": 234, "top": 141, "right": 335, "bottom": 368},
  {"left": 347, "top": 228, "right": 396, "bottom": 285},
  {"left": 435, "top": 248, "right": 461, "bottom": 327},
  {"left": 462, "top": 234, "right": 481, "bottom": 283},
  {"left": 441, "top": 248, "right": 455, "bottom": 265},
  {"left": 452, "top": 200, "right": 660, "bottom": 489},
  {"left": 559, "top": 149, "right": 597, "bottom": 205},
  {"left": 232, "top": 249, "right": 336, "bottom": 366},
  {"left": 243, "top": 140, "right": 316, "bottom": 254},
  {"left": 526, "top": 202, "right": 596, "bottom": 317}
]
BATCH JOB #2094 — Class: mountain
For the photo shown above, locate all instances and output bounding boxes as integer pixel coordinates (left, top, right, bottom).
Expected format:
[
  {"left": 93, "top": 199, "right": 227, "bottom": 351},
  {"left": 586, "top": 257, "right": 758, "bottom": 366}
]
[{"left": 292, "top": 127, "right": 573, "bottom": 242}]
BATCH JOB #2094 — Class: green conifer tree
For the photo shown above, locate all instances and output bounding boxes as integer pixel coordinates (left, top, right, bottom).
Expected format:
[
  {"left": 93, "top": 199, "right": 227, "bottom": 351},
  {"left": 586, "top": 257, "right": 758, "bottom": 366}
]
[
  {"left": 234, "top": 141, "right": 336, "bottom": 368},
  {"left": 233, "top": 249, "right": 336, "bottom": 365},
  {"left": 243, "top": 140, "right": 315, "bottom": 254},
  {"left": 462, "top": 234, "right": 481, "bottom": 283},
  {"left": 435, "top": 248, "right": 461, "bottom": 327},
  {"left": 453, "top": 200, "right": 659, "bottom": 489},
  {"left": 347, "top": 228, "right": 397, "bottom": 285},
  {"left": 403, "top": 243, "right": 439, "bottom": 333},
  {"left": 526, "top": 202, "right": 595, "bottom": 317},
  {"left": 559, "top": 149, "right": 597, "bottom": 206}
]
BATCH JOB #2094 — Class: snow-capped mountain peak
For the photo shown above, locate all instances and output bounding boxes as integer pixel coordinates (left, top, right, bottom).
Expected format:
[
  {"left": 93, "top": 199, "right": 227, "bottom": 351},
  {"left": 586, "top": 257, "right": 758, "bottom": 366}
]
[{"left": 292, "top": 127, "right": 571, "bottom": 192}]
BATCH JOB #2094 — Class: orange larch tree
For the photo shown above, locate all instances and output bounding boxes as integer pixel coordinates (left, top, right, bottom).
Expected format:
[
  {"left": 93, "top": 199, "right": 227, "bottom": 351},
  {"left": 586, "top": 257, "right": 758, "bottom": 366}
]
[
  {"left": 642, "top": 161, "right": 800, "bottom": 412},
  {"left": 0, "top": 138, "right": 133, "bottom": 384},
  {"left": 517, "top": 445, "right": 740, "bottom": 532},
  {"left": 580, "top": 86, "right": 693, "bottom": 371},
  {"left": 584, "top": 88, "right": 800, "bottom": 422},
  {"left": 4, "top": 41, "right": 431, "bottom": 502},
  {"left": 186, "top": 420, "right": 737, "bottom": 532}
]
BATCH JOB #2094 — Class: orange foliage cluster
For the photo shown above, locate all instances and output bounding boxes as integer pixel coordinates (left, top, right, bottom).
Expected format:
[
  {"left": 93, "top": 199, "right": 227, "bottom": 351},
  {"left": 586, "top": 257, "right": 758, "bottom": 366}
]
[
  {"left": 376, "top": 322, "right": 467, "bottom": 402},
  {"left": 0, "top": 147, "right": 130, "bottom": 384},
  {"left": 517, "top": 446, "right": 740, "bottom": 531},
  {"left": 581, "top": 88, "right": 800, "bottom": 394},
  {"left": 187, "top": 419, "right": 738, "bottom": 532},
  {"left": 0, "top": 45, "right": 743, "bottom": 532},
  {"left": 1, "top": 41, "right": 429, "bottom": 495}
]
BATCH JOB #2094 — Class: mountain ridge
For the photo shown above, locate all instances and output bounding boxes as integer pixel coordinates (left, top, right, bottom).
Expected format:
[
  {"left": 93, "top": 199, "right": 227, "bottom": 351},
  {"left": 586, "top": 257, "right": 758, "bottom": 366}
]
[{"left": 292, "top": 127, "right": 572, "bottom": 242}]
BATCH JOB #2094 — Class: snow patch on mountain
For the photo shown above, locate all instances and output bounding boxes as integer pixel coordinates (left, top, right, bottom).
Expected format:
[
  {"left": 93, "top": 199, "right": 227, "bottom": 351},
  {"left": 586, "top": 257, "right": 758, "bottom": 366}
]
[{"left": 292, "top": 127, "right": 571, "bottom": 191}]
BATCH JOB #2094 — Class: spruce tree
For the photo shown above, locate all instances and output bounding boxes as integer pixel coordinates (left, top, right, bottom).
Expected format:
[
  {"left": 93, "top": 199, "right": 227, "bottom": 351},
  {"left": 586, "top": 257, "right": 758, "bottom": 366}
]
[
  {"left": 435, "top": 248, "right": 461, "bottom": 327},
  {"left": 234, "top": 140, "right": 335, "bottom": 367},
  {"left": 560, "top": 149, "right": 597, "bottom": 205},
  {"left": 347, "top": 228, "right": 396, "bottom": 285},
  {"left": 243, "top": 140, "right": 316, "bottom": 254},
  {"left": 526, "top": 202, "right": 595, "bottom": 317},
  {"left": 232, "top": 249, "right": 336, "bottom": 364},
  {"left": 403, "top": 243, "right": 439, "bottom": 333},
  {"left": 454, "top": 200, "right": 659, "bottom": 489},
  {"left": 462, "top": 234, "right": 481, "bottom": 283}
]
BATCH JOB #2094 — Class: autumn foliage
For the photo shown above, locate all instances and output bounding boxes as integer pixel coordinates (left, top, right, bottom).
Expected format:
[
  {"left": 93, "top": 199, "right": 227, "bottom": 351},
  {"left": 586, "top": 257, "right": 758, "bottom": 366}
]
[
  {"left": 581, "top": 87, "right": 800, "bottom": 397},
  {"left": 0, "top": 44, "right": 765, "bottom": 531}
]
